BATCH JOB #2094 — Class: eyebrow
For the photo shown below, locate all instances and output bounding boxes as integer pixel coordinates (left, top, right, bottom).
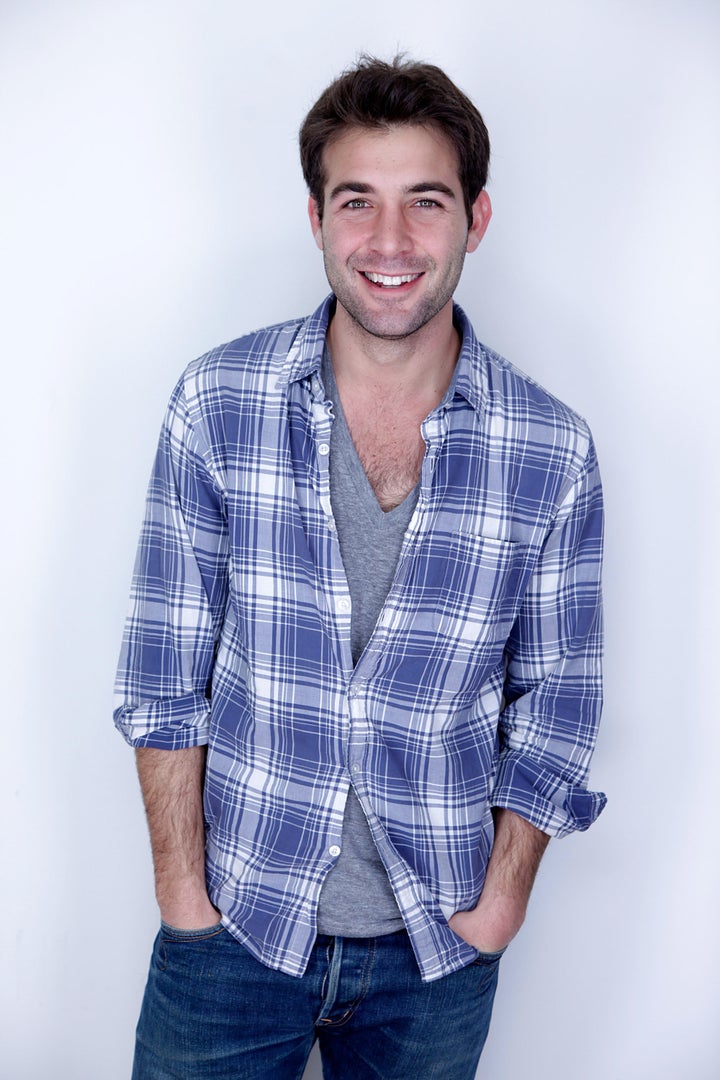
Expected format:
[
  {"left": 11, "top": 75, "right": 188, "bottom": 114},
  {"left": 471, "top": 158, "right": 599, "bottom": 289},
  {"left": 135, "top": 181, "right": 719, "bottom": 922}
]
[{"left": 328, "top": 181, "right": 457, "bottom": 202}]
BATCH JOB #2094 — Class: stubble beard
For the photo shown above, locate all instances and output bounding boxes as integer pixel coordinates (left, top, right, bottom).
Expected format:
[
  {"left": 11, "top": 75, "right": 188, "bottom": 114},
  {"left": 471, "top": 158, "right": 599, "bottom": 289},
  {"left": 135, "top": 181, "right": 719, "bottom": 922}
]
[{"left": 324, "top": 250, "right": 467, "bottom": 343}]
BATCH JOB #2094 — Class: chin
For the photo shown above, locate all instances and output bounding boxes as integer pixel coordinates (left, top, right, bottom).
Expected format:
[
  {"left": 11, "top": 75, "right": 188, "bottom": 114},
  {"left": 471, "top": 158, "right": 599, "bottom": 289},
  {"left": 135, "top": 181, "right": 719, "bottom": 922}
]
[{"left": 336, "top": 296, "right": 450, "bottom": 343}]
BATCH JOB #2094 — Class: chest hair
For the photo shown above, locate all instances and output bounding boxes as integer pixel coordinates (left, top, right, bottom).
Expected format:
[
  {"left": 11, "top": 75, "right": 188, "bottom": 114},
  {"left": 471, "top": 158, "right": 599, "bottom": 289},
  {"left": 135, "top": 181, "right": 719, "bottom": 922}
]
[{"left": 342, "top": 399, "right": 427, "bottom": 512}]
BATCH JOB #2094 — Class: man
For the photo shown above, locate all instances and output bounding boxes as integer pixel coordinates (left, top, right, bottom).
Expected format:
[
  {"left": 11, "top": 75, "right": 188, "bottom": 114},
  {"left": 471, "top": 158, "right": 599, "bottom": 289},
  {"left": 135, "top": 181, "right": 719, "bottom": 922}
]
[{"left": 115, "top": 55, "right": 606, "bottom": 1079}]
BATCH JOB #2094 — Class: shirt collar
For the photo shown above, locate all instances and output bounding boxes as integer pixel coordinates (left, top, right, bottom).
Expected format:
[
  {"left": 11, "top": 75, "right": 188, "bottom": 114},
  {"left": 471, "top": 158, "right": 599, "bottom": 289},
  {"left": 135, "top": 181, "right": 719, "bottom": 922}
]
[
  {"left": 280, "top": 296, "right": 335, "bottom": 387},
  {"left": 280, "top": 294, "right": 487, "bottom": 419},
  {"left": 451, "top": 302, "right": 487, "bottom": 418}
]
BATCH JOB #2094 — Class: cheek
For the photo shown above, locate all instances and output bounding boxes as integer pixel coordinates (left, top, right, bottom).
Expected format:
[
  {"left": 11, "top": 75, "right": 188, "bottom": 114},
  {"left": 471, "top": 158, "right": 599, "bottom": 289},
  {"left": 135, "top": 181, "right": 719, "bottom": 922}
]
[{"left": 324, "top": 220, "right": 370, "bottom": 255}]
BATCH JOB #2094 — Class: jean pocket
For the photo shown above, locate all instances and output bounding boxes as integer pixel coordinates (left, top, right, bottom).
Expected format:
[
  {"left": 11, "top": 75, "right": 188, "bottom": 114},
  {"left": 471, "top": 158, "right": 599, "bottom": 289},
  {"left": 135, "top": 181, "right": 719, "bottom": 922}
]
[
  {"left": 471, "top": 946, "right": 506, "bottom": 967},
  {"left": 160, "top": 920, "right": 226, "bottom": 942}
]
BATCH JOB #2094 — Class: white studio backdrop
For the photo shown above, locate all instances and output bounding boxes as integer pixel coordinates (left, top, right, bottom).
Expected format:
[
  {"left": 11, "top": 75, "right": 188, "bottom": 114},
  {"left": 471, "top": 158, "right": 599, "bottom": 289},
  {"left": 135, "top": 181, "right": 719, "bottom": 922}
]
[{"left": 2, "top": 1, "right": 718, "bottom": 1077}]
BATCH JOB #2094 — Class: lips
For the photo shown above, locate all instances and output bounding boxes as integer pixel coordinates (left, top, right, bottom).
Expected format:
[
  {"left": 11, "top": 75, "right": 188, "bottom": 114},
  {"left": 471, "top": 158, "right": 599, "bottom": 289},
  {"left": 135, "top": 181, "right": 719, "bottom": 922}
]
[{"left": 361, "top": 271, "right": 423, "bottom": 288}]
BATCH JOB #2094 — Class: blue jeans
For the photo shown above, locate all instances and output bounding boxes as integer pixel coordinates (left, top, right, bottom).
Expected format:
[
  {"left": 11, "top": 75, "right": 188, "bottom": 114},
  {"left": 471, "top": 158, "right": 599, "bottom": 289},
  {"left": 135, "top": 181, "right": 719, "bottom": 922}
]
[{"left": 132, "top": 923, "right": 502, "bottom": 1079}]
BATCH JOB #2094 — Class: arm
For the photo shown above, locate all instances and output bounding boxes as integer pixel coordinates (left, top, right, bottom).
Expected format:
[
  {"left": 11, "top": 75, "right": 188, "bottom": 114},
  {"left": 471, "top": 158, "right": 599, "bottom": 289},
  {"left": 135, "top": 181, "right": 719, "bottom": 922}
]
[
  {"left": 450, "top": 435, "right": 604, "bottom": 952},
  {"left": 492, "top": 434, "right": 606, "bottom": 837},
  {"left": 136, "top": 745, "right": 220, "bottom": 929},
  {"left": 114, "top": 376, "right": 229, "bottom": 749},
  {"left": 449, "top": 808, "right": 549, "bottom": 952}
]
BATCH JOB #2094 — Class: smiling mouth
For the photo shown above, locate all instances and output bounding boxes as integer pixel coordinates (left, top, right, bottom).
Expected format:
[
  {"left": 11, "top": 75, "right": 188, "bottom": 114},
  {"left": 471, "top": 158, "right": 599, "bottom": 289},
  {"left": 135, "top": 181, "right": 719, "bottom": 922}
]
[{"left": 362, "top": 272, "right": 423, "bottom": 288}]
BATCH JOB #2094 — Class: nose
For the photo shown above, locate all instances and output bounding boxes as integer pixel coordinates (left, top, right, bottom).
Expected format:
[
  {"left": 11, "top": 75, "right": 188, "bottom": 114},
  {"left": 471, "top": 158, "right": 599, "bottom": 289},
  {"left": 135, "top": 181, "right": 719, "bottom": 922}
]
[{"left": 368, "top": 204, "right": 413, "bottom": 257}]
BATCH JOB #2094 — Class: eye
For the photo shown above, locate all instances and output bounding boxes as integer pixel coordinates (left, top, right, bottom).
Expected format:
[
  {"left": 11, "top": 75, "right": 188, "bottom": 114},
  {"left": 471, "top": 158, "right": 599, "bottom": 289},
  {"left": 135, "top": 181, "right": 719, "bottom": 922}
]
[
  {"left": 414, "top": 198, "right": 440, "bottom": 208},
  {"left": 345, "top": 199, "right": 371, "bottom": 210}
]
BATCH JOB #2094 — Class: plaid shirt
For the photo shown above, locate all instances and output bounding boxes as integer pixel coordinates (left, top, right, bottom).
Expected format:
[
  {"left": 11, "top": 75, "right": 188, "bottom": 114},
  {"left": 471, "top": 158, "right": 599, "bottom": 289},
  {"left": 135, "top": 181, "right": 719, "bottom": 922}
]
[{"left": 115, "top": 295, "right": 606, "bottom": 982}]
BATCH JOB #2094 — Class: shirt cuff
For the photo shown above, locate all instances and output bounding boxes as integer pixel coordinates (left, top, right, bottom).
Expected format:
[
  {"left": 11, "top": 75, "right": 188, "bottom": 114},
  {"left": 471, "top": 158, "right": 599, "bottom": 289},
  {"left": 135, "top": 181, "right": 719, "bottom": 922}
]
[
  {"left": 491, "top": 750, "right": 607, "bottom": 838},
  {"left": 113, "top": 691, "right": 211, "bottom": 749}
]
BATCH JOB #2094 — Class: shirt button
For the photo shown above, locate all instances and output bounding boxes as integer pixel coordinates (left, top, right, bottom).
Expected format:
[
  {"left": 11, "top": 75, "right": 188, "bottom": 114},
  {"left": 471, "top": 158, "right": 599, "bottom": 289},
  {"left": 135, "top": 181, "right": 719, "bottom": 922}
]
[
  {"left": 351, "top": 765, "right": 360, "bottom": 774},
  {"left": 329, "top": 845, "right": 341, "bottom": 857},
  {"left": 337, "top": 598, "right": 351, "bottom": 613},
  {"left": 318, "top": 443, "right": 330, "bottom": 456}
]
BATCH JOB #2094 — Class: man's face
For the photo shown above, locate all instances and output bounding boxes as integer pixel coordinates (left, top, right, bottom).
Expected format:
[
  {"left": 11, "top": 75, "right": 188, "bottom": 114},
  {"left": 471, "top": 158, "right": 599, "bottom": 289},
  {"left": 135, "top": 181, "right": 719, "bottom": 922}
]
[{"left": 308, "top": 124, "right": 491, "bottom": 342}]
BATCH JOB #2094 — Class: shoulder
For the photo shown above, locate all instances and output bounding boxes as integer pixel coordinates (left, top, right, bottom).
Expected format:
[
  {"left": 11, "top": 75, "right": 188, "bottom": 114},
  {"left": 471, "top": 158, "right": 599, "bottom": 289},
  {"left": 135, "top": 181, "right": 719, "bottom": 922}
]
[
  {"left": 159, "top": 301, "right": 332, "bottom": 470},
  {"left": 182, "top": 315, "right": 307, "bottom": 399},
  {"left": 174, "top": 296, "right": 333, "bottom": 410},
  {"left": 455, "top": 307, "right": 593, "bottom": 471},
  {"left": 483, "top": 344, "right": 591, "bottom": 447}
]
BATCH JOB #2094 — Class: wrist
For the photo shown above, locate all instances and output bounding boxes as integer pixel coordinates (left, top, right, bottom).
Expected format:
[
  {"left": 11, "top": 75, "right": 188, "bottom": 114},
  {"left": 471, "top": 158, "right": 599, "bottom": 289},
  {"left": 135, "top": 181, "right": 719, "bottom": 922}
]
[
  {"left": 156, "top": 877, "right": 219, "bottom": 929},
  {"left": 158, "top": 897, "right": 220, "bottom": 930},
  {"left": 449, "top": 894, "right": 526, "bottom": 953}
]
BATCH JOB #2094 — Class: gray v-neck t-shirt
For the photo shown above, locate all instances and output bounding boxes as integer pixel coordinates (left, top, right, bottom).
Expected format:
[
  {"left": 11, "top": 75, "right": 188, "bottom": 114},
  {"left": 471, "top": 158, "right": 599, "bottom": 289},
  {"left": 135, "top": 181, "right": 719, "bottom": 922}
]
[{"left": 315, "top": 351, "right": 418, "bottom": 937}]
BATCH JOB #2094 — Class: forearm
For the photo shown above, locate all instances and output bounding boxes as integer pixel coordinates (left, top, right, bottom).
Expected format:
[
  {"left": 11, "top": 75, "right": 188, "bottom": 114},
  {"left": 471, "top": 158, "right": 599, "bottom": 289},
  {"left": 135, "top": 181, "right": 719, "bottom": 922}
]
[
  {"left": 480, "top": 808, "right": 549, "bottom": 935},
  {"left": 135, "top": 745, "right": 219, "bottom": 927},
  {"left": 449, "top": 808, "right": 550, "bottom": 952}
]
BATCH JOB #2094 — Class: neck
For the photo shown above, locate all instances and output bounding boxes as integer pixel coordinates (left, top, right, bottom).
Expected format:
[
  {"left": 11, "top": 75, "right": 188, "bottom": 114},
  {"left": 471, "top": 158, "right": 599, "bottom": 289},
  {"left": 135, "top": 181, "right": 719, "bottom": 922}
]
[{"left": 326, "top": 299, "right": 460, "bottom": 406}]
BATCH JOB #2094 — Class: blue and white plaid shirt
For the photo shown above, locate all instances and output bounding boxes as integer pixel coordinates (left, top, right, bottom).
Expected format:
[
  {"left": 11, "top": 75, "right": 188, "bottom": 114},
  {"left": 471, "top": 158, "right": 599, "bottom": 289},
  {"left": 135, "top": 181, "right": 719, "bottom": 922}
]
[{"left": 115, "top": 296, "right": 605, "bottom": 982}]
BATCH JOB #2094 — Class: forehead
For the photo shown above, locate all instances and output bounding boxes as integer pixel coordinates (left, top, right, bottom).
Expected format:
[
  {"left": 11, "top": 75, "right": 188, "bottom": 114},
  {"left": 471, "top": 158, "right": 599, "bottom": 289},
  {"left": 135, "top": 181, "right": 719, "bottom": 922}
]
[{"left": 321, "top": 124, "right": 461, "bottom": 189}]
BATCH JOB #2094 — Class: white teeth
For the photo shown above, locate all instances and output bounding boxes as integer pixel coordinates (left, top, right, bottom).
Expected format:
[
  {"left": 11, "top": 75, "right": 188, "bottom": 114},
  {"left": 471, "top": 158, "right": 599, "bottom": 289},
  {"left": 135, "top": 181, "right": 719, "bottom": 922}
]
[{"left": 364, "top": 272, "right": 420, "bottom": 287}]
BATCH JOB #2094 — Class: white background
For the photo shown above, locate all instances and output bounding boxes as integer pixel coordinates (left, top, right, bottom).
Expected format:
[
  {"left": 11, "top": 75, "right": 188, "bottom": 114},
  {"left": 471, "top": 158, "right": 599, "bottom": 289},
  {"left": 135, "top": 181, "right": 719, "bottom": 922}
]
[{"left": 2, "top": 1, "right": 718, "bottom": 1077}]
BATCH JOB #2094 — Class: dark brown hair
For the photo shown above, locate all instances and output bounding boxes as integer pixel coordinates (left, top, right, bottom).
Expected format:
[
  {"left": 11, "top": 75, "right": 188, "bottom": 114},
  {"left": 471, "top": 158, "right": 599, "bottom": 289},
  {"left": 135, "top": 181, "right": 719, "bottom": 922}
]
[{"left": 299, "top": 54, "right": 490, "bottom": 226}]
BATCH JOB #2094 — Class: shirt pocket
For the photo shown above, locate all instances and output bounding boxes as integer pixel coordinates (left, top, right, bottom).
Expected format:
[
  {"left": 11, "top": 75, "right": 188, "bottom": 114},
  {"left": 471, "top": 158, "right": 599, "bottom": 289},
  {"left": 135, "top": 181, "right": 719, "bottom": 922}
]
[
  {"left": 376, "top": 532, "right": 532, "bottom": 704},
  {"left": 433, "top": 533, "right": 530, "bottom": 650}
]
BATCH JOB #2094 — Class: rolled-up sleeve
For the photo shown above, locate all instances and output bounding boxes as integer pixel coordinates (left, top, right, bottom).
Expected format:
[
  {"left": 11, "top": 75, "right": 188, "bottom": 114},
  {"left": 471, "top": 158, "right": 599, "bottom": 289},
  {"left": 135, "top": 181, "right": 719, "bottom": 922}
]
[
  {"left": 492, "top": 436, "right": 606, "bottom": 837},
  {"left": 113, "top": 378, "right": 229, "bottom": 749}
]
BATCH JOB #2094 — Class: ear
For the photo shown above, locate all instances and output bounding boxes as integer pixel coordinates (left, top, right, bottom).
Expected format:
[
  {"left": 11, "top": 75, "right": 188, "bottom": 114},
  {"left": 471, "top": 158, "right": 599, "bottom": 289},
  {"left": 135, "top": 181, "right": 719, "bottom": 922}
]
[
  {"left": 308, "top": 196, "right": 324, "bottom": 250},
  {"left": 466, "top": 191, "right": 492, "bottom": 253}
]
